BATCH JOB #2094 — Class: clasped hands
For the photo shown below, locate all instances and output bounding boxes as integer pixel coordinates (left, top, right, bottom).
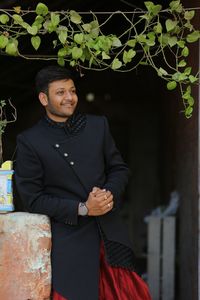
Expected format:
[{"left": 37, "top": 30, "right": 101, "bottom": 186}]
[{"left": 85, "top": 186, "right": 114, "bottom": 216}]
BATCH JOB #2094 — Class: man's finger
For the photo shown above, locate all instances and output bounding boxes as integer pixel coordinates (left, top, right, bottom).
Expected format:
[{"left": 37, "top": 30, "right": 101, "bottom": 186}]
[
  {"left": 95, "top": 190, "right": 107, "bottom": 197},
  {"left": 91, "top": 186, "right": 100, "bottom": 194}
]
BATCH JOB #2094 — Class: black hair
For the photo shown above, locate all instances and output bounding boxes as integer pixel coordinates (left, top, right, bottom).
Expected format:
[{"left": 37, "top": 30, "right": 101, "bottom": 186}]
[{"left": 35, "top": 65, "right": 78, "bottom": 95}]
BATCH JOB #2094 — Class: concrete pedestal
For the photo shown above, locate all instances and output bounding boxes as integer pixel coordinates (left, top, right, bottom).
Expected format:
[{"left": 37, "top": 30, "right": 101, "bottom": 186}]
[{"left": 0, "top": 212, "right": 51, "bottom": 300}]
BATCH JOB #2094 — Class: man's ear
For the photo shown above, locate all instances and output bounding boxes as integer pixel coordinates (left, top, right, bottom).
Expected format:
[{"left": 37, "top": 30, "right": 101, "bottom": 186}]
[{"left": 39, "top": 92, "right": 48, "bottom": 107}]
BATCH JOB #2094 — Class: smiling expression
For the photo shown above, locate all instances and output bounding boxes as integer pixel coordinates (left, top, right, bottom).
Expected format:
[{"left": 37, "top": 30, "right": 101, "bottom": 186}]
[{"left": 39, "top": 79, "right": 78, "bottom": 122}]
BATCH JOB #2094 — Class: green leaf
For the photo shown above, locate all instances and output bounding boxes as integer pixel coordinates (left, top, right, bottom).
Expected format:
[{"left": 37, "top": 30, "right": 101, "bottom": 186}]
[
  {"left": 32, "top": 16, "right": 44, "bottom": 30},
  {"left": 184, "top": 10, "right": 195, "bottom": 21},
  {"left": 51, "top": 12, "right": 60, "bottom": 27},
  {"left": 144, "top": 2, "right": 154, "bottom": 11},
  {"left": 74, "top": 33, "right": 84, "bottom": 44},
  {"left": 123, "top": 49, "right": 136, "bottom": 64},
  {"left": 168, "top": 36, "right": 177, "bottom": 47},
  {"left": 89, "top": 56, "right": 94, "bottom": 68},
  {"left": 183, "top": 86, "right": 191, "bottom": 99},
  {"left": 158, "top": 33, "right": 170, "bottom": 46},
  {"left": 31, "top": 36, "right": 41, "bottom": 50},
  {"left": 53, "top": 40, "right": 57, "bottom": 48},
  {"left": 0, "top": 35, "right": 9, "bottom": 49},
  {"left": 187, "top": 96, "right": 194, "bottom": 106},
  {"left": 57, "top": 57, "right": 65, "bottom": 67},
  {"left": 184, "top": 67, "right": 192, "bottom": 75},
  {"left": 144, "top": 2, "right": 162, "bottom": 16},
  {"left": 21, "top": 22, "right": 29, "bottom": 30},
  {"left": 82, "top": 23, "right": 92, "bottom": 33},
  {"left": 82, "top": 48, "right": 90, "bottom": 61},
  {"left": 70, "top": 10, "right": 82, "bottom": 24},
  {"left": 13, "top": 14, "right": 23, "bottom": 24},
  {"left": 127, "top": 39, "right": 136, "bottom": 48},
  {"left": 58, "top": 47, "right": 68, "bottom": 57},
  {"left": 169, "top": 1, "right": 183, "bottom": 13},
  {"left": 178, "top": 59, "right": 186, "bottom": 67},
  {"left": 189, "top": 75, "right": 198, "bottom": 83},
  {"left": 48, "top": 23, "right": 56, "bottom": 33},
  {"left": 166, "top": 19, "right": 178, "bottom": 32},
  {"left": 32, "top": 21, "right": 42, "bottom": 30},
  {"left": 111, "top": 58, "right": 122, "bottom": 70},
  {"left": 27, "top": 25, "right": 38, "bottom": 36},
  {"left": 179, "top": 73, "right": 188, "bottom": 81},
  {"left": 58, "top": 29, "right": 68, "bottom": 44},
  {"left": 177, "top": 40, "right": 185, "bottom": 48},
  {"left": 102, "top": 51, "right": 110, "bottom": 60},
  {"left": 136, "top": 34, "right": 147, "bottom": 43},
  {"left": 147, "top": 32, "right": 155, "bottom": 40},
  {"left": 13, "top": 6, "right": 21, "bottom": 14},
  {"left": 35, "top": 15, "right": 44, "bottom": 24},
  {"left": 167, "top": 81, "right": 177, "bottom": 90},
  {"left": 146, "top": 33, "right": 156, "bottom": 46},
  {"left": 146, "top": 39, "right": 155, "bottom": 46},
  {"left": 153, "top": 22, "right": 162, "bottom": 34},
  {"left": 139, "top": 14, "right": 151, "bottom": 21},
  {"left": 36, "top": 3, "right": 49, "bottom": 16},
  {"left": 158, "top": 67, "right": 168, "bottom": 76},
  {"left": 173, "top": 71, "right": 187, "bottom": 81},
  {"left": 5, "top": 40, "right": 18, "bottom": 56},
  {"left": 43, "top": 20, "right": 57, "bottom": 33},
  {"left": 72, "top": 46, "right": 83, "bottom": 59},
  {"left": 0, "top": 14, "right": 9, "bottom": 24},
  {"left": 90, "top": 21, "right": 100, "bottom": 38},
  {"left": 93, "top": 36, "right": 112, "bottom": 52},
  {"left": 152, "top": 4, "right": 162, "bottom": 15},
  {"left": 181, "top": 46, "right": 189, "bottom": 57},
  {"left": 70, "top": 60, "right": 76, "bottom": 67},
  {"left": 184, "top": 21, "right": 193, "bottom": 31},
  {"left": 111, "top": 37, "right": 122, "bottom": 47},
  {"left": 186, "top": 31, "right": 200, "bottom": 43},
  {"left": 185, "top": 106, "right": 193, "bottom": 118}
]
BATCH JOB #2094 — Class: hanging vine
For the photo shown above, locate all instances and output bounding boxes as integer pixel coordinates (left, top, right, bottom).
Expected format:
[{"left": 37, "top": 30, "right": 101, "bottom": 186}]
[{"left": 0, "top": 1, "right": 200, "bottom": 117}]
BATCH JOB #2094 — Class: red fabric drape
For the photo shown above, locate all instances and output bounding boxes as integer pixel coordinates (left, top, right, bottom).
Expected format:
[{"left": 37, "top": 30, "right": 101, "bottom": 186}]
[
  {"left": 53, "top": 242, "right": 152, "bottom": 300},
  {"left": 53, "top": 291, "right": 66, "bottom": 300}
]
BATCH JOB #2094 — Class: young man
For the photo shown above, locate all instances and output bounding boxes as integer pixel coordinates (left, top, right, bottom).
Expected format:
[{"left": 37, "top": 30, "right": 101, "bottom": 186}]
[{"left": 15, "top": 65, "right": 151, "bottom": 300}]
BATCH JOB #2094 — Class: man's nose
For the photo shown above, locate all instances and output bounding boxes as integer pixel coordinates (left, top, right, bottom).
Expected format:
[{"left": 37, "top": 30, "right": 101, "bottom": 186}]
[{"left": 65, "top": 91, "right": 72, "bottom": 99}]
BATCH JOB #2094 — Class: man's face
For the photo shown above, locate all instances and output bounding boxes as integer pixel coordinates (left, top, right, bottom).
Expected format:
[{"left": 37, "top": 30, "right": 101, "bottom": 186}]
[{"left": 39, "top": 79, "right": 78, "bottom": 122}]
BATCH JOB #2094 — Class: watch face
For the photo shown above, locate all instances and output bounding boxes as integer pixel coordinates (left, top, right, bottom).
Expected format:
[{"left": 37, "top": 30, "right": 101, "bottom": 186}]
[{"left": 79, "top": 203, "right": 88, "bottom": 216}]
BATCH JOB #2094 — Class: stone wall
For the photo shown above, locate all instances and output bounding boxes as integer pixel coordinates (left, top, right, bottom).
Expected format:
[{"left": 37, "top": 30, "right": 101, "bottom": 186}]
[{"left": 0, "top": 212, "right": 51, "bottom": 300}]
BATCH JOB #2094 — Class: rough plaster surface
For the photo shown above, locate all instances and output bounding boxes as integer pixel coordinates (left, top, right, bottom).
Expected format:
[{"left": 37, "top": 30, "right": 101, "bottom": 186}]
[{"left": 0, "top": 212, "right": 52, "bottom": 300}]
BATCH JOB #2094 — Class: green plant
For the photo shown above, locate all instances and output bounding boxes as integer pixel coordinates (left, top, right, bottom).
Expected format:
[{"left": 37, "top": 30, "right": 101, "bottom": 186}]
[
  {"left": 0, "top": 99, "right": 17, "bottom": 163},
  {"left": 0, "top": 1, "right": 199, "bottom": 117}
]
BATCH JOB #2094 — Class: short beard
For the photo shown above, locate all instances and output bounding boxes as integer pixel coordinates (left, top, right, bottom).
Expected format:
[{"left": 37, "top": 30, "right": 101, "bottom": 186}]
[{"left": 46, "top": 95, "right": 75, "bottom": 119}]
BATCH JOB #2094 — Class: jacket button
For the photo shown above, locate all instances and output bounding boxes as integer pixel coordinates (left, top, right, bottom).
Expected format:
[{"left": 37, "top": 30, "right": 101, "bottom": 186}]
[
  {"left": 70, "top": 161, "right": 74, "bottom": 165},
  {"left": 55, "top": 144, "right": 60, "bottom": 148},
  {"left": 64, "top": 153, "right": 68, "bottom": 157}
]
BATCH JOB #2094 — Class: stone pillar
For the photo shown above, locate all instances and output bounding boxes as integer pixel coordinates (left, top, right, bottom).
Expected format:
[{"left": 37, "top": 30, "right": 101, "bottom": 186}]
[{"left": 0, "top": 212, "right": 51, "bottom": 300}]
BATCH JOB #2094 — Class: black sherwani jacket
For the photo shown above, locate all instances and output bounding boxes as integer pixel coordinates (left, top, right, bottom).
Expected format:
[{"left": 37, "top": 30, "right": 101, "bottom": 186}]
[{"left": 15, "top": 113, "right": 134, "bottom": 300}]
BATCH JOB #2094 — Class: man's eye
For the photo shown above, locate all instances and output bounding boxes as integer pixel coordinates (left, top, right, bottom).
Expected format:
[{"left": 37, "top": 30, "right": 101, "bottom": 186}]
[{"left": 57, "top": 91, "right": 64, "bottom": 95}]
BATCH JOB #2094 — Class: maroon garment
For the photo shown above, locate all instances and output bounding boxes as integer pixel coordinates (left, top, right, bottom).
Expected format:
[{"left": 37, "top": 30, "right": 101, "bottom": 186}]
[
  {"left": 53, "top": 291, "right": 66, "bottom": 300},
  {"left": 53, "top": 242, "right": 152, "bottom": 300}
]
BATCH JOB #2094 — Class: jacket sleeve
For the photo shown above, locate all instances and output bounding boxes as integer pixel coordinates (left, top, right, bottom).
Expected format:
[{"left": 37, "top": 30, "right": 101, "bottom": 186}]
[
  {"left": 15, "top": 134, "right": 79, "bottom": 225},
  {"left": 102, "top": 116, "right": 130, "bottom": 208}
]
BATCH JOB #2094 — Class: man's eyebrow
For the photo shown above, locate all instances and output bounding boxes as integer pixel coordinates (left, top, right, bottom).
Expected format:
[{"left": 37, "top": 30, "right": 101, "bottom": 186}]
[{"left": 55, "top": 86, "right": 76, "bottom": 91}]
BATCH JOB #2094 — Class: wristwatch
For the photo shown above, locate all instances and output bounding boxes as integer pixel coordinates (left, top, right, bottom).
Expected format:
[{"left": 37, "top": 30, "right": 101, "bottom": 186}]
[{"left": 78, "top": 202, "right": 88, "bottom": 216}]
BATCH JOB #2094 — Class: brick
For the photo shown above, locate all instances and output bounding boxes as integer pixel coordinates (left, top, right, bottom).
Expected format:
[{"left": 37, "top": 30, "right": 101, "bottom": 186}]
[{"left": 0, "top": 212, "right": 51, "bottom": 300}]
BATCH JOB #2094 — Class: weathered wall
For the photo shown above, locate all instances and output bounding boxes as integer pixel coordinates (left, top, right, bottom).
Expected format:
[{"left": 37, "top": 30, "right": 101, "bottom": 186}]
[
  {"left": 161, "top": 2, "right": 200, "bottom": 298},
  {"left": 0, "top": 212, "right": 51, "bottom": 300},
  {"left": 175, "top": 4, "right": 199, "bottom": 300}
]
